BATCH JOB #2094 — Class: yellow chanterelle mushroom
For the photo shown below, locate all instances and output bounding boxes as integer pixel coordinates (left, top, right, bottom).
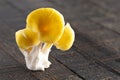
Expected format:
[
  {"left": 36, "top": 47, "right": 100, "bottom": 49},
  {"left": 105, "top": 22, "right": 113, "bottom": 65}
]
[
  {"left": 16, "top": 28, "right": 40, "bottom": 49},
  {"left": 15, "top": 8, "right": 75, "bottom": 71},
  {"left": 55, "top": 23, "right": 75, "bottom": 51},
  {"left": 26, "top": 8, "right": 65, "bottom": 43}
]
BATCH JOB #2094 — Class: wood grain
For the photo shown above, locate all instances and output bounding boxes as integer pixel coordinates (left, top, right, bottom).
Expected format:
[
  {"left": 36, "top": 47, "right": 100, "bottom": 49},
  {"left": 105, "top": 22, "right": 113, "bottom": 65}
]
[{"left": 0, "top": 0, "right": 120, "bottom": 80}]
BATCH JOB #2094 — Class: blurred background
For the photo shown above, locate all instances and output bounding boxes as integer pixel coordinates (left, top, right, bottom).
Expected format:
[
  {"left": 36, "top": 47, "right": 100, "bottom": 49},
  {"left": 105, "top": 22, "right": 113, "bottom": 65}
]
[{"left": 0, "top": 0, "right": 120, "bottom": 80}]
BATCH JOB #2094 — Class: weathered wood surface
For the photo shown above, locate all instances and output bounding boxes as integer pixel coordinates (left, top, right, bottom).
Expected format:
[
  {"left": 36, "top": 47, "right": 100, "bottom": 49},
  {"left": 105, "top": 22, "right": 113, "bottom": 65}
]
[{"left": 0, "top": 0, "right": 120, "bottom": 80}]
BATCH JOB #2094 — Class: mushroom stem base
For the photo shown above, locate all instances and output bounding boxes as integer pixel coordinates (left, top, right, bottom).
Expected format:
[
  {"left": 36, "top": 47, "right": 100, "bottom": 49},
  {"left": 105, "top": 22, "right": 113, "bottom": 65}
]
[{"left": 20, "top": 45, "right": 51, "bottom": 71}]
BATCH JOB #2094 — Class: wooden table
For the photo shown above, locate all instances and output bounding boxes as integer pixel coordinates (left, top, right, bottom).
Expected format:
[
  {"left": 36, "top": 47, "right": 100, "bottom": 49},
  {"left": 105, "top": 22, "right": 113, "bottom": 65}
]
[{"left": 0, "top": 0, "right": 120, "bottom": 80}]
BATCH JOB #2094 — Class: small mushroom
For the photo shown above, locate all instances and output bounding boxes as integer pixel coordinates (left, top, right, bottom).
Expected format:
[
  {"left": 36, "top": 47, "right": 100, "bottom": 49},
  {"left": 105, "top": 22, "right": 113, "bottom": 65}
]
[
  {"left": 54, "top": 23, "right": 75, "bottom": 51},
  {"left": 15, "top": 8, "right": 75, "bottom": 71},
  {"left": 26, "top": 8, "right": 65, "bottom": 43},
  {"left": 16, "top": 28, "right": 40, "bottom": 50}
]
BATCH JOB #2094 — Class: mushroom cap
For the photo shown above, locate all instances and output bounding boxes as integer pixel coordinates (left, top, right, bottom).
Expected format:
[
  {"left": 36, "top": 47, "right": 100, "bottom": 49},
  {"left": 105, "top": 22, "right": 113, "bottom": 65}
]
[
  {"left": 26, "top": 8, "right": 65, "bottom": 43},
  {"left": 15, "top": 28, "right": 40, "bottom": 49},
  {"left": 54, "top": 23, "right": 75, "bottom": 51}
]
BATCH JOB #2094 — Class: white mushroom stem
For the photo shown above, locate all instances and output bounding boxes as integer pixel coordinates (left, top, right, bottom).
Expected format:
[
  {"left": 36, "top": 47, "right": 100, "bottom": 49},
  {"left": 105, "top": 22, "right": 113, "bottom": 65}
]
[{"left": 20, "top": 43, "right": 53, "bottom": 71}]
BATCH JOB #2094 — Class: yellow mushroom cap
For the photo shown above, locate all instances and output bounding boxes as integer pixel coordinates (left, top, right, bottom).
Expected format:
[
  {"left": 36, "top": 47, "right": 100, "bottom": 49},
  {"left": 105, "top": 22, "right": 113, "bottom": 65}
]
[
  {"left": 26, "top": 8, "right": 65, "bottom": 43},
  {"left": 54, "top": 23, "right": 75, "bottom": 51},
  {"left": 15, "top": 28, "right": 40, "bottom": 49}
]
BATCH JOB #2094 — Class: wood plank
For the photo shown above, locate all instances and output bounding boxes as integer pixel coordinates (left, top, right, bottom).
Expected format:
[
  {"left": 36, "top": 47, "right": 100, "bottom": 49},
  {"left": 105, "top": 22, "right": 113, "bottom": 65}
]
[
  {"left": 75, "top": 34, "right": 119, "bottom": 61},
  {"left": 0, "top": 69, "right": 37, "bottom": 80},
  {"left": 73, "top": 19, "right": 120, "bottom": 54},
  {"left": 104, "top": 59, "right": 120, "bottom": 73},
  {"left": 90, "top": 15, "right": 120, "bottom": 34},
  {"left": 0, "top": 44, "right": 21, "bottom": 69},
  {"left": 0, "top": 4, "right": 22, "bottom": 19},
  {"left": 0, "top": 62, "right": 82, "bottom": 80},
  {"left": 89, "top": 0, "right": 120, "bottom": 14},
  {"left": 52, "top": 48, "right": 120, "bottom": 80}
]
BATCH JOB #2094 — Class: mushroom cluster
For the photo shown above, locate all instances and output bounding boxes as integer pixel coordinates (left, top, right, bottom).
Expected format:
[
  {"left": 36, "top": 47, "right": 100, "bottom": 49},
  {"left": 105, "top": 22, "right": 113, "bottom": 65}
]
[{"left": 15, "top": 8, "right": 75, "bottom": 71}]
